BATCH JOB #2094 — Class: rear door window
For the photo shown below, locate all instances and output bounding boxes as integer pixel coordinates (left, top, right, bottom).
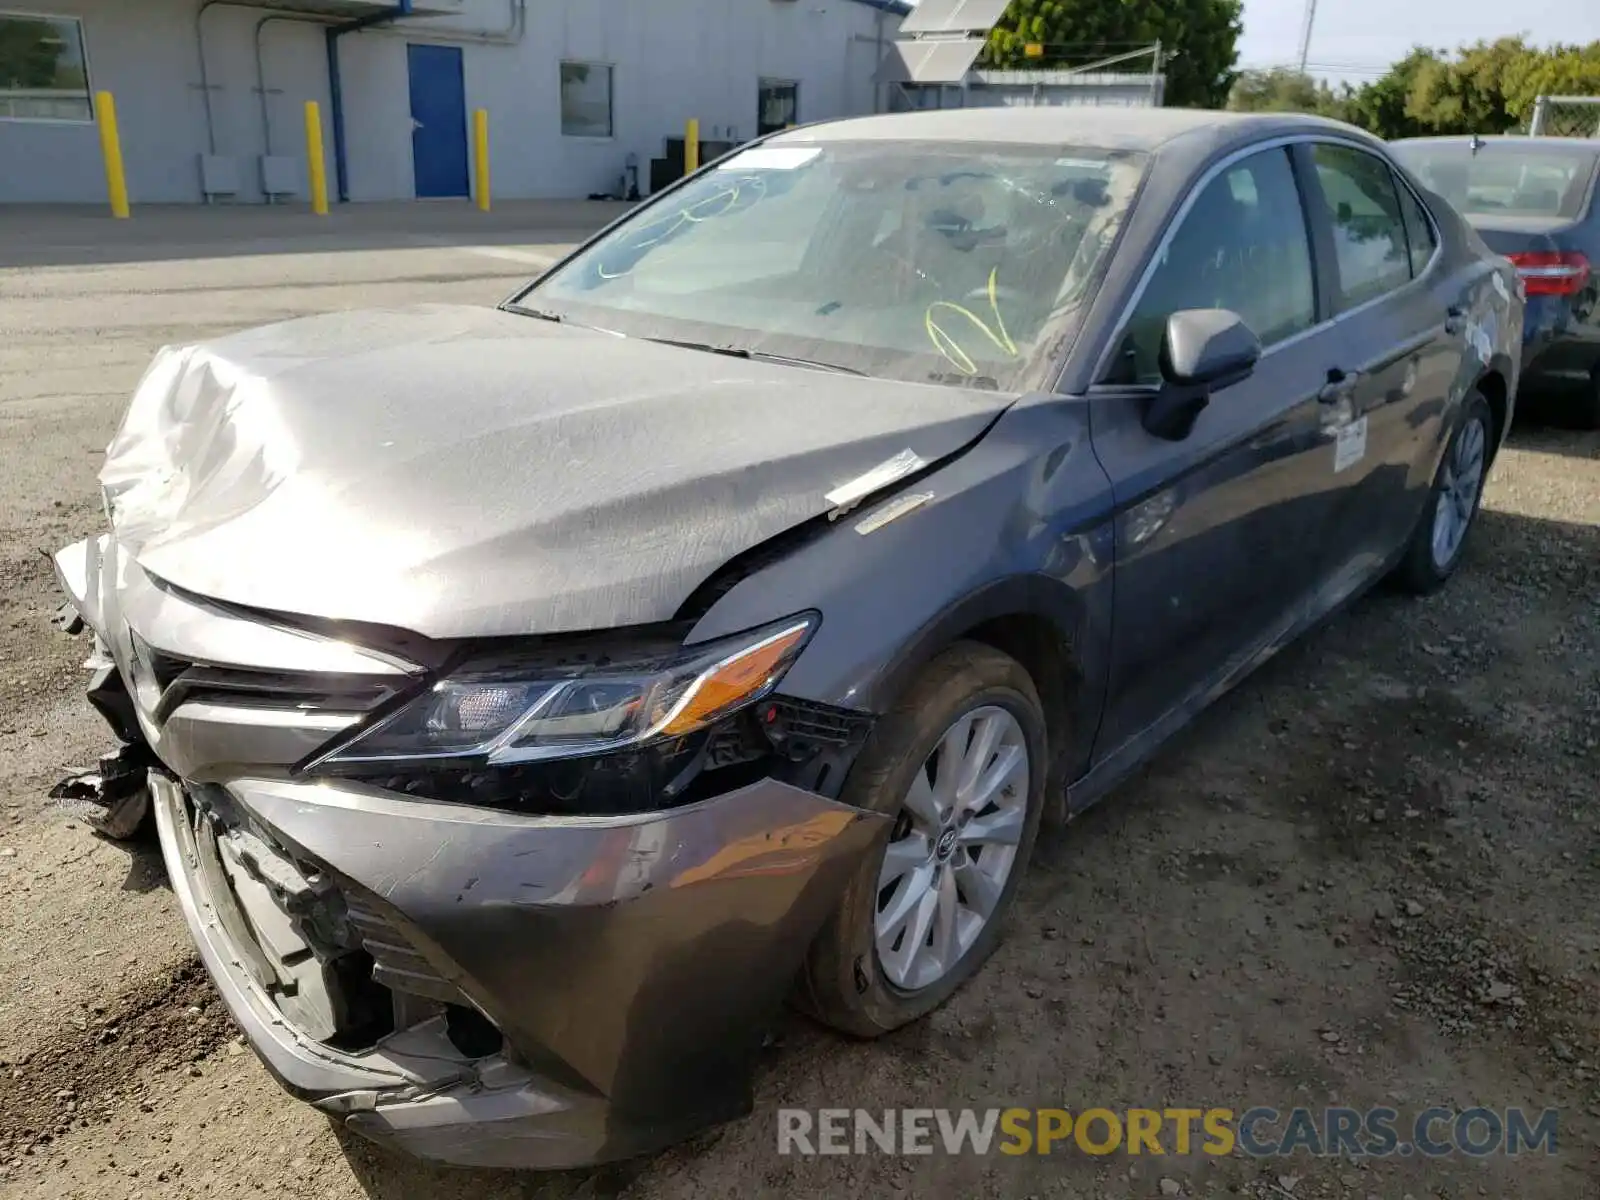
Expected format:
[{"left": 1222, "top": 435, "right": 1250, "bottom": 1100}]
[
  {"left": 1313, "top": 144, "right": 1412, "bottom": 309},
  {"left": 1396, "top": 182, "right": 1438, "bottom": 278}
]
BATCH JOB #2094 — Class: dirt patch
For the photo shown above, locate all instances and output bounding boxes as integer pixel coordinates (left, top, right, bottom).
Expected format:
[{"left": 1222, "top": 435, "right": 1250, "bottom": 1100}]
[{"left": 0, "top": 959, "right": 233, "bottom": 1162}]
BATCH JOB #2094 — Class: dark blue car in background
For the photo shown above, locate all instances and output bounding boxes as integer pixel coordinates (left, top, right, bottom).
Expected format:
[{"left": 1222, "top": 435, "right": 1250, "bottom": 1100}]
[{"left": 1393, "top": 135, "right": 1600, "bottom": 427}]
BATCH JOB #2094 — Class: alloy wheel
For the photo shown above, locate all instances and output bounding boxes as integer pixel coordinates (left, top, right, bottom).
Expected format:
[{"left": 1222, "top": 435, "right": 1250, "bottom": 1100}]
[
  {"left": 1431, "top": 414, "right": 1487, "bottom": 569},
  {"left": 874, "top": 705, "right": 1030, "bottom": 992}
]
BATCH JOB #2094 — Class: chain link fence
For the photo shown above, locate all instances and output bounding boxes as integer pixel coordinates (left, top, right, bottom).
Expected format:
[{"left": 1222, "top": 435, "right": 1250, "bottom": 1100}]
[
  {"left": 1528, "top": 95, "right": 1600, "bottom": 138},
  {"left": 888, "top": 71, "right": 1165, "bottom": 113}
]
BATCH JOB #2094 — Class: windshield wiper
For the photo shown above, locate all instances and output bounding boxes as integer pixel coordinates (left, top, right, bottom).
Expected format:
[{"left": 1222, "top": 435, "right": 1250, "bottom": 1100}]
[
  {"left": 506, "top": 304, "right": 565, "bottom": 323},
  {"left": 642, "top": 337, "right": 867, "bottom": 376},
  {"left": 505, "top": 305, "right": 625, "bottom": 337}
]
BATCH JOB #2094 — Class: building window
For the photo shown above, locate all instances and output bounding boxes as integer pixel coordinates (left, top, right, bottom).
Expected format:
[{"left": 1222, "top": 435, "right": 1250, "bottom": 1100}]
[
  {"left": 758, "top": 79, "right": 798, "bottom": 136},
  {"left": 560, "top": 61, "right": 612, "bottom": 138},
  {"left": 0, "top": 12, "right": 91, "bottom": 122}
]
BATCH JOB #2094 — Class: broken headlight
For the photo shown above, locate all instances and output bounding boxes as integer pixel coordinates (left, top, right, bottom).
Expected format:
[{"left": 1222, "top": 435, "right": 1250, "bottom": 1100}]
[{"left": 313, "top": 614, "right": 817, "bottom": 768}]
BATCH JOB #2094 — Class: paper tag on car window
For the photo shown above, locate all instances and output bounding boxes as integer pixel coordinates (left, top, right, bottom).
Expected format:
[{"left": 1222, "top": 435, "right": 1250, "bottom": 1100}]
[
  {"left": 717, "top": 147, "right": 820, "bottom": 172},
  {"left": 1334, "top": 415, "right": 1368, "bottom": 473}
]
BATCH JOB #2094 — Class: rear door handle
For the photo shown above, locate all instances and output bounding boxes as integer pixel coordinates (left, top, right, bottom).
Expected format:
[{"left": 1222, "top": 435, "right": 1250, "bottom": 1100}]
[
  {"left": 1318, "top": 368, "right": 1361, "bottom": 404},
  {"left": 1445, "top": 305, "right": 1467, "bottom": 335}
]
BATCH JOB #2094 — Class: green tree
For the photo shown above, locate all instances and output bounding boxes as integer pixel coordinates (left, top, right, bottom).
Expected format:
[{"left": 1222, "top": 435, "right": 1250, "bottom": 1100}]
[
  {"left": 1342, "top": 48, "right": 1440, "bottom": 139},
  {"left": 1220, "top": 41, "right": 1600, "bottom": 140},
  {"left": 1404, "top": 37, "right": 1529, "bottom": 134},
  {"left": 1500, "top": 42, "right": 1600, "bottom": 120},
  {"left": 1227, "top": 67, "right": 1350, "bottom": 120},
  {"left": 982, "top": 0, "right": 1244, "bottom": 109}
]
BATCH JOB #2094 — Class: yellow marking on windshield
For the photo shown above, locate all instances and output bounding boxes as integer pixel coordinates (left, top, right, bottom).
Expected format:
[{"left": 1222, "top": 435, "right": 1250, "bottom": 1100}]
[
  {"left": 924, "top": 267, "right": 1019, "bottom": 376},
  {"left": 594, "top": 174, "right": 770, "bottom": 280}
]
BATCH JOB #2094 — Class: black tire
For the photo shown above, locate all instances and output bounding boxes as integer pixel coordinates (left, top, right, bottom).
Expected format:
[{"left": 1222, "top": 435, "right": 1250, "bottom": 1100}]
[
  {"left": 796, "top": 641, "right": 1048, "bottom": 1038},
  {"left": 1393, "top": 388, "right": 1494, "bottom": 595},
  {"left": 1578, "top": 369, "right": 1600, "bottom": 431}
]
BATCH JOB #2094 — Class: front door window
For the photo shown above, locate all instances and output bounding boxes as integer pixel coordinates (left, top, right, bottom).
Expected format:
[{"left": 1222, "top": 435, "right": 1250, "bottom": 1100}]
[{"left": 1112, "top": 147, "right": 1317, "bottom": 384}]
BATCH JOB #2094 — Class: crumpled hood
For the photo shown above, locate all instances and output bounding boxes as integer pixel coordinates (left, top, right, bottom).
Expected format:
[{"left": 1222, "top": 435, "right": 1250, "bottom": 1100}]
[{"left": 102, "top": 304, "right": 1009, "bottom": 639}]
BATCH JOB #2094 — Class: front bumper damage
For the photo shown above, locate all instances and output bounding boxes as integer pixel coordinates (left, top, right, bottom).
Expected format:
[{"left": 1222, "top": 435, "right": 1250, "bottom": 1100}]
[
  {"left": 52, "top": 535, "right": 889, "bottom": 1168},
  {"left": 153, "top": 773, "right": 882, "bottom": 1168}
]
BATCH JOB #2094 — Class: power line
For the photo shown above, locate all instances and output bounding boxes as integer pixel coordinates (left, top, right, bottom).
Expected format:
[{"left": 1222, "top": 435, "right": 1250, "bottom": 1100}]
[{"left": 1242, "top": 59, "right": 1396, "bottom": 78}]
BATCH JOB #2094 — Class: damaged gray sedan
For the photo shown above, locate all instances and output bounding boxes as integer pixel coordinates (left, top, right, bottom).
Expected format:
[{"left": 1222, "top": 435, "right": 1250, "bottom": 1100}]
[{"left": 51, "top": 109, "right": 1522, "bottom": 1169}]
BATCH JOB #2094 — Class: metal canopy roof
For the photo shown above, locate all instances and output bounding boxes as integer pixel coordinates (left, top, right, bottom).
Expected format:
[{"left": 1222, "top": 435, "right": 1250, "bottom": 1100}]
[
  {"left": 897, "top": 0, "right": 1010, "bottom": 35},
  {"left": 246, "top": 0, "right": 463, "bottom": 19},
  {"left": 876, "top": 38, "right": 987, "bottom": 85},
  {"left": 880, "top": 0, "right": 1007, "bottom": 84}
]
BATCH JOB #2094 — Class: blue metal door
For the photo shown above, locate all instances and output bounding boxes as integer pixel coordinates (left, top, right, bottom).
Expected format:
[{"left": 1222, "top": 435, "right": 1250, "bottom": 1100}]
[{"left": 407, "top": 44, "right": 469, "bottom": 199}]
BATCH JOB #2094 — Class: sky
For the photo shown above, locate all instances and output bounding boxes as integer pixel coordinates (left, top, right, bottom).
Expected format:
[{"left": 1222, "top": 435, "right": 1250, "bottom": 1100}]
[{"left": 1238, "top": 0, "right": 1600, "bottom": 80}]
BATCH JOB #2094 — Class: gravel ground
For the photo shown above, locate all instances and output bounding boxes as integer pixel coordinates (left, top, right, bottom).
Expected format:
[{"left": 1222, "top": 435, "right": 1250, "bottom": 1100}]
[{"left": 0, "top": 210, "right": 1597, "bottom": 1200}]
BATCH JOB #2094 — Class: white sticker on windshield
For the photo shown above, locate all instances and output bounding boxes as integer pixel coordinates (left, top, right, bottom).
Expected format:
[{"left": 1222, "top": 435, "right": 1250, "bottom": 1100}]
[
  {"left": 716, "top": 146, "right": 820, "bottom": 172},
  {"left": 1054, "top": 157, "right": 1107, "bottom": 170},
  {"left": 1334, "top": 416, "right": 1368, "bottom": 474}
]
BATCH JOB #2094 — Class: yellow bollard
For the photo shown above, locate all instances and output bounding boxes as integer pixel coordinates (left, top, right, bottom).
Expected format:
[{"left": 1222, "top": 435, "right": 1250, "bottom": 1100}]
[
  {"left": 684, "top": 118, "right": 699, "bottom": 175},
  {"left": 304, "top": 100, "right": 329, "bottom": 216},
  {"left": 94, "top": 91, "right": 130, "bottom": 219},
  {"left": 472, "top": 108, "right": 490, "bottom": 212}
]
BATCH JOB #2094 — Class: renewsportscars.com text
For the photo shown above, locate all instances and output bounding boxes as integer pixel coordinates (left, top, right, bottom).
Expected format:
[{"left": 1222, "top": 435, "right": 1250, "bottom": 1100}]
[{"left": 777, "top": 1107, "right": 1558, "bottom": 1158}]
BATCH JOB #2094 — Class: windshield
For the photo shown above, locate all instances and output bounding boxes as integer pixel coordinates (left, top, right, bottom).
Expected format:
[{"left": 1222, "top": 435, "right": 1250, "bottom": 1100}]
[
  {"left": 512, "top": 140, "right": 1147, "bottom": 391},
  {"left": 1391, "top": 142, "right": 1599, "bottom": 219}
]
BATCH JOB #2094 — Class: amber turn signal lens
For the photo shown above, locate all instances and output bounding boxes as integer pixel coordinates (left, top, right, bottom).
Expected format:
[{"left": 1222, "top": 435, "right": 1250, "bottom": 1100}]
[{"left": 658, "top": 622, "right": 813, "bottom": 736}]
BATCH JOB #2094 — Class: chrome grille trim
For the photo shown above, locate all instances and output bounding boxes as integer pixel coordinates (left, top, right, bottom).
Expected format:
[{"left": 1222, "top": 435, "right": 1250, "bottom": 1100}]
[
  {"left": 150, "top": 661, "right": 409, "bottom": 724},
  {"left": 119, "top": 554, "right": 419, "bottom": 679}
]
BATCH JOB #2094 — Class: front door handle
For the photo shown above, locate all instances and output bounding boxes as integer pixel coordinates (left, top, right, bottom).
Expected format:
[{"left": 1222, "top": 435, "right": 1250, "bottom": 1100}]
[
  {"left": 1445, "top": 305, "right": 1467, "bottom": 335},
  {"left": 1318, "top": 367, "right": 1361, "bottom": 404}
]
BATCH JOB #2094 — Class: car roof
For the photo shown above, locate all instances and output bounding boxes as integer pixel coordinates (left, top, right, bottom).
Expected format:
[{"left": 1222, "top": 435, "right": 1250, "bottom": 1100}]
[{"left": 776, "top": 107, "right": 1363, "bottom": 153}]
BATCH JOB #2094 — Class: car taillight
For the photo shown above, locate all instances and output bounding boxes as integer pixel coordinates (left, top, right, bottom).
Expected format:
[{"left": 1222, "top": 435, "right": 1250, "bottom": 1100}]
[{"left": 1505, "top": 250, "right": 1591, "bottom": 296}]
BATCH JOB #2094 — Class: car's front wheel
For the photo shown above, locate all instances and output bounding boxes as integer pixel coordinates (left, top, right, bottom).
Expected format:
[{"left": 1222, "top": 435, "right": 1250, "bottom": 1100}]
[
  {"left": 798, "top": 642, "right": 1047, "bottom": 1037},
  {"left": 1393, "top": 387, "right": 1494, "bottom": 594}
]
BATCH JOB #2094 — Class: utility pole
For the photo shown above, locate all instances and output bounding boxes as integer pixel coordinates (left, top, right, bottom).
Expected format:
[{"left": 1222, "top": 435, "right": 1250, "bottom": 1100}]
[{"left": 1296, "top": 0, "right": 1318, "bottom": 74}]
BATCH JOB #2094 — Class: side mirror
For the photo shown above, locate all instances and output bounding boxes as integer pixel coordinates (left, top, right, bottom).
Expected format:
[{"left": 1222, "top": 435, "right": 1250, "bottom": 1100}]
[{"left": 1143, "top": 309, "right": 1262, "bottom": 441}]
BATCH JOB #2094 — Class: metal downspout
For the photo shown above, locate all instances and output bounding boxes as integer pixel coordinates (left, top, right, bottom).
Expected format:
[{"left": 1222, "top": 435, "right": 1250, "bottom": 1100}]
[
  {"left": 197, "top": 1, "right": 377, "bottom": 188},
  {"left": 193, "top": 0, "right": 246, "bottom": 157},
  {"left": 254, "top": 13, "right": 340, "bottom": 158},
  {"left": 326, "top": 0, "right": 525, "bottom": 202},
  {"left": 325, "top": 27, "right": 349, "bottom": 202},
  {"left": 875, "top": 8, "right": 886, "bottom": 114},
  {"left": 849, "top": 12, "right": 891, "bottom": 116},
  {"left": 325, "top": 2, "right": 413, "bottom": 204}
]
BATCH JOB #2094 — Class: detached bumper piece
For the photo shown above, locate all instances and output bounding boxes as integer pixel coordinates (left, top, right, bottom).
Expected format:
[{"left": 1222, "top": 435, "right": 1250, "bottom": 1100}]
[
  {"left": 151, "top": 771, "right": 887, "bottom": 1169},
  {"left": 51, "top": 742, "right": 156, "bottom": 840}
]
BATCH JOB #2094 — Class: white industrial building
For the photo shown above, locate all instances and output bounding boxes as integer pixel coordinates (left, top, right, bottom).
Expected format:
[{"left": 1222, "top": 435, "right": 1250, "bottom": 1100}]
[{"left": 0, "top": 0, "right": 909, "bottom": 206}]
